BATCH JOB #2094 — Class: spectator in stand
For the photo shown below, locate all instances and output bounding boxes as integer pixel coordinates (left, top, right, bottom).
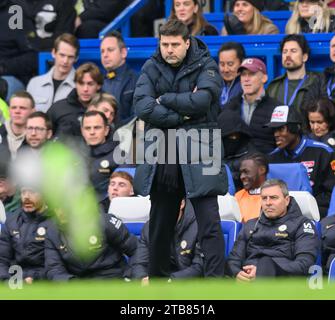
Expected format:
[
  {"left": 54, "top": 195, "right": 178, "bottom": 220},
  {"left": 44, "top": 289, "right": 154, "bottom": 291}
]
[
  {"left": 218, "top": 109, "right": 258, "bottom": 190},
  {"left": 286, "top": 0, "right": 335, "bottom": 34},
  {"left": 170, "top": 0, "right": 218, "bottom": 35},
  {"left": 132, "top": 199, "right": 203, "bottom": 283},
  {"left": 235, "top": 153, "right": 269, "bottom": 223},
  {"left": 0, "top": 0, "right": 38, "bottom": 99},
  {"left": 131, "top": 0, "right": 165, "bottom": 37},
  {"left": 87, "top": 93, "right": 118, "bottom": 130},
  {"left": 304, "top": 98, "right": 335, "bottom": 150},
  {"left": 0, "top": 91, "right": 35, "bottom": 161},
  {"left": 47, "top": 62, "right": 103, "bottom": 139},
  {"left": 322, "top": 35, "right": 335, "bottom": 103},
  {"left": 14, "top": 0, "right": 76, "bottom": 52},
  {"left": 226, "top": 179, "right": 319, "bottom": 280},
  {"left": 266, "top": 105, "right": 335, "bottom": 218},
  {"left": 27, "top": 33, "right": 79, "bottom": 113},
  {"left": 218, "top": 42, "right": 245, "bottom": 109},
  {"left": 75, "top": 0, "right": 131, "bottom": 38},
  {"left": 222, "top": 0, "right": 279, "bottom": 35},
  {"left": 18, "top": 112, "right": 53, "bottom": 156},
  {"left": 100, "top": 31, "right": 138, "bottom": 126},
  {"left": 320, "top": 214, "right": 335, "bottom": 274},
  {"left": 80, "top": 111, "right": 118, "bottom": 203},
  {"left": 267, "top": 34, "right": 322, "bottom": 116},
  {"left": 223, "top": 58, "right": 277, "bottom": 154},
  {"left": 0, "top": 187, "right": 50, "bottom": 283}
]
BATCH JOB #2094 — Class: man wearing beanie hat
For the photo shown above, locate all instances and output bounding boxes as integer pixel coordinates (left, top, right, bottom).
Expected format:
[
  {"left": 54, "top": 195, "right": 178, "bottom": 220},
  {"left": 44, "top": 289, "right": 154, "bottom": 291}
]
[
  {"left": 267, "top": 105, "right": 335, "bottom": 218},
  {"left": 222, "top": 57, "right": 279, "bottom": 154},
  {"left": 223, "top": 0, "right": 279, "bottom": 35},
  {"left": 232, "top": 0, "right": 265, "bottom": 11},
  {"left": 230, "top": 0, "right": 288, "bottom": 11}
]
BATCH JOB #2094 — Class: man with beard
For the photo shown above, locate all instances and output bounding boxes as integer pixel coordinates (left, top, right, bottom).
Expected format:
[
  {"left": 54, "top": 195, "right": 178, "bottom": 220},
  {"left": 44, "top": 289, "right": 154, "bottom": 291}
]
[
  {"left": 235, "top": 153, "right": 269, "bottom": 223},
  {"left": 266, "top": 105, "right": 335, "bottom": 218},
  {"left": 0, "top": 187, "right": 49, "bottom": 283},
  {"left": 267, "top": 34, "right": 322, "bottom": 115}
]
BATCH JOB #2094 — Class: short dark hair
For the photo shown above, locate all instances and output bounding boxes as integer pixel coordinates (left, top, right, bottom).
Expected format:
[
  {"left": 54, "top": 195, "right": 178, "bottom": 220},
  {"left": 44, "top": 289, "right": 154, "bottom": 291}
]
[
  {"left": 27, "top": 111, "right": 52, "bottom": 131},
  {"left": 305, "top": 98, "right": 335, "bottom": 132},
  {"left": 53, "top": 33, "right": 80, "bottom": 57},
  {"left": 159, "top": 19, "right": 190, "bottom": 41},
  {"left": 261, "top": 179, "right": 289, "bottom": 197},
  {"left": 102, "top": 30, "right": 126, "bottom": 49},
  {"left": 241, "top": 152, "right": 269, "bottom": 175},
  {"left": 82, "top": 110, "right": 108, "bottom": 127},
  {"left": 218, "top": 42, "right": 246, "bottom": 63},
  {"left": 280, "top": 34, "right": 310, "bottom": 56},
  {"left": 286, "top": 123, "right": 303, "bottom": 135}
]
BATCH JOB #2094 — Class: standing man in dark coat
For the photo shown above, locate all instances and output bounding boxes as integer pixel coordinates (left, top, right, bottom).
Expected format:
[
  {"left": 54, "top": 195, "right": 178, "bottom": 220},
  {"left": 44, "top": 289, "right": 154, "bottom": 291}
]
[
  {"left": 226, "top": 179, "right": 319, "bottom": 280},
  {"left": 133, "top": 19, "right": 227, "bottom": 278}
]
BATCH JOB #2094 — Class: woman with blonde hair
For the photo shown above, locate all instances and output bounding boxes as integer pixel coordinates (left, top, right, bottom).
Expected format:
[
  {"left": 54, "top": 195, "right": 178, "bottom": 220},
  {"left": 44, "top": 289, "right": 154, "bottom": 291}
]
[
  {"left": 170, "top": 0, "right": 218, "bottom": 36},
  {"left": 222, "top": 0, "right": 279, "bottom": 35},
  {"left": 286, "top": 0, "right": 335, "bottom": 34}
]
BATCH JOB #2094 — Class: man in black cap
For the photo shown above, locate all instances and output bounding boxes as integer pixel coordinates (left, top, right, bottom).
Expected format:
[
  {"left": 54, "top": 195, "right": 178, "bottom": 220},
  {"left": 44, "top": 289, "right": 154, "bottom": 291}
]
[{"left": 266, "top": 105, "right": 335, "bottom": 218}]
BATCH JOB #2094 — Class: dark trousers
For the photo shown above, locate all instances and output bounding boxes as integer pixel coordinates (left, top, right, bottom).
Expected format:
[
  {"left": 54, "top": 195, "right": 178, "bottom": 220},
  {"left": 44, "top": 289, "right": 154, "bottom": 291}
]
[
  {"left": 256, "top": 256, "right": 289, "bottom": 277},
  {"left": 148, "top": 172, "right": 225, "bottom": 278}
]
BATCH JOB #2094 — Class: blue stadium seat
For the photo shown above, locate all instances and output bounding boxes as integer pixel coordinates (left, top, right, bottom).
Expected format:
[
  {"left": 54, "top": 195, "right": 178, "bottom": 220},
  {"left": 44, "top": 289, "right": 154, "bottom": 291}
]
[
  {"left": 217, "top": 194, "right": 242, "bottom": 257},
  {"left": 327, "top": 186, "right": 335, "bottom": 216},
  {"left": 108, "top": 196, "right": 150, "bottom": 237},
  {"left": 225, "top": 164, "right": 236, "bottom": 195},
  {"left": 268, "top": 163, "right": 312, "bottom": 193},
  {"left": 221, "top": 219, "right": 242, "bottom": 258},
  {"left": 114, "top": 166, "right": 136, "bottom": 178},
  {"left": 328, "top": 257, "right": 335, "bottom": 283}
]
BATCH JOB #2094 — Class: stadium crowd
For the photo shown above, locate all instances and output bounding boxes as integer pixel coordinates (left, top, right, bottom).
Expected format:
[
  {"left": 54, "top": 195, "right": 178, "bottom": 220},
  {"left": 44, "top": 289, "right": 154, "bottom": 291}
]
[{"left": 0, "top": 0, "right": 335, "bottom": 283}]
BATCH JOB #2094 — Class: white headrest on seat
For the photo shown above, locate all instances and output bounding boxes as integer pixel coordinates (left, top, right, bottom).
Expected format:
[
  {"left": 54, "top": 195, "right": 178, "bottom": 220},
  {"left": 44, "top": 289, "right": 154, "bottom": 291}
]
[
  {"left": 108, "top": 196, "right": 150, "bottom": 223},
  {"left": 0, "top": 200, "right": 5, "bottom": 224},
  {"left": 218, "top": 194, "right": 241, "bottom": 222},
  {"left": 289, "top": 191, "right": 320, "bottom": 221}
]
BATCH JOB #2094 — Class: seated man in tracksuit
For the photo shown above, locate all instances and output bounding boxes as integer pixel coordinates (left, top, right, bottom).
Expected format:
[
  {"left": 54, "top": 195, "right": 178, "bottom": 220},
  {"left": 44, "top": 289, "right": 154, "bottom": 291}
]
[
  {"left": 266, "top": 105, "right": 335, "bottom": 218},
  {"left": 226, "top": 179, "right": 319, "bottom": 280},
  {"left": 0, "top": 187, "right": 50, "bottom": 283},
  {"left": 131, "top": 199, "right": 203, "bottom": 283},
  {"left": 320, "top": 215, "right": 335, "bottom": 275},
  {"left": 45, "top": 210, "right": 138, "bottom": 281}
]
